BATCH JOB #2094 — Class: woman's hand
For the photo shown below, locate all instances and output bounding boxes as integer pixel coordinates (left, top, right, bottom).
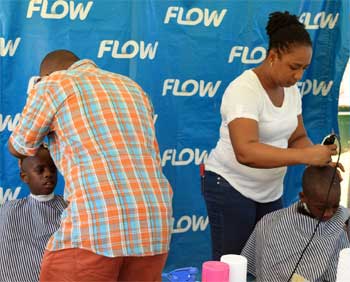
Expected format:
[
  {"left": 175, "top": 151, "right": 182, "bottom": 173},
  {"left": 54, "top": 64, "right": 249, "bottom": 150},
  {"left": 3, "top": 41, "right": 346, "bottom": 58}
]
[
  {"left": 302, "top": 144, "right": 337, "bottom": 166},
  {"left": 328, "top": 161, "right": 345, "bottom": 182}
]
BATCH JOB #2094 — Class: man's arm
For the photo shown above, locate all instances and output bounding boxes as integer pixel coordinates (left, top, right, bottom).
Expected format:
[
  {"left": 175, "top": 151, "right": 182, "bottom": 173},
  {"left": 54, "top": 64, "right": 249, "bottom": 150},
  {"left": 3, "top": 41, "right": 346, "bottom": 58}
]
[
  {"left": 8, "top": 80, "right": 57, "bottom": 159},
  {"left": 8, "top": 141, "right": 28, "bottom": 159}
]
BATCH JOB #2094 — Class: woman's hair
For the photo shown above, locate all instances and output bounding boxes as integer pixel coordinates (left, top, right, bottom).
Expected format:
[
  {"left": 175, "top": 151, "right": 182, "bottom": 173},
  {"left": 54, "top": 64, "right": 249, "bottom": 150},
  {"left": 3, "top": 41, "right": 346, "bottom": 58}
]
[{"left": 266, "top": 11, "right": 312, "bottom": 53}]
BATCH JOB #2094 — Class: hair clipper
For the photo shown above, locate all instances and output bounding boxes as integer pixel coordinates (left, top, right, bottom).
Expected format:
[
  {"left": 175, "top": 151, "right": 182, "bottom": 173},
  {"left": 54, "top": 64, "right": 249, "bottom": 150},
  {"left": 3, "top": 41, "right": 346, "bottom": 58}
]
[{"left": 321, "top": 133, "right": 336, "bottom": 145}]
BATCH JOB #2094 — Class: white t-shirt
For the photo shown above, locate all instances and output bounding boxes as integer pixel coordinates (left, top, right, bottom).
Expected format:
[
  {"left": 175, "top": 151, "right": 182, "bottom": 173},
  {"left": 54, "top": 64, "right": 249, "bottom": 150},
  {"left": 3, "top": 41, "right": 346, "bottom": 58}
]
[{"left": 205, "top": 69, "right": 302, "bottom": 203}]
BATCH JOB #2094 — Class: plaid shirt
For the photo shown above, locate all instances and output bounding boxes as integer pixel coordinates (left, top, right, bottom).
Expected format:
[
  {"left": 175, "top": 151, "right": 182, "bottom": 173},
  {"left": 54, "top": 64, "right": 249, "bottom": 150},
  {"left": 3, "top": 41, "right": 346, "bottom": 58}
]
[{"left": 10, "top": 60, "right": 173, "bottom": 257}]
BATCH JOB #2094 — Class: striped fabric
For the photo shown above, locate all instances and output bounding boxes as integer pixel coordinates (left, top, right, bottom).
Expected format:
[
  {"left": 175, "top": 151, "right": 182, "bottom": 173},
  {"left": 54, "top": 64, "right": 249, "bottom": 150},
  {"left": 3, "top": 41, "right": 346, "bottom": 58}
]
[
  {"left": 241, "top": 202, "right": 350, "bottom": 282},
  {"left": 0, "top": 195, "right": 67, "bottom": 282},
  {"left": 10, "top": 60, "right": 173, "bottom": 257}
]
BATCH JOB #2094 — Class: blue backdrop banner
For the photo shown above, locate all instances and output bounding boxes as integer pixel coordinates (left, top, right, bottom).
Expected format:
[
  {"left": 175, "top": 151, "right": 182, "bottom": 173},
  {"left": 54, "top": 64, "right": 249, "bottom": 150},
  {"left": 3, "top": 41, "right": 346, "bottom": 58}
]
[{"left": 0, "top": 0, "right": 349, "bottom": 273}]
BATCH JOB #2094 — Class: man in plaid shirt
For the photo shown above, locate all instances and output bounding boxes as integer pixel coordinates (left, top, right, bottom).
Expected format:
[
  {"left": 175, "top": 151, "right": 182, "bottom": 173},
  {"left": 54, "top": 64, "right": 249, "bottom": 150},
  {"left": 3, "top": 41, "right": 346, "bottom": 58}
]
[{"left": 9, "top": 49, "right": 173, "bottom": 282}]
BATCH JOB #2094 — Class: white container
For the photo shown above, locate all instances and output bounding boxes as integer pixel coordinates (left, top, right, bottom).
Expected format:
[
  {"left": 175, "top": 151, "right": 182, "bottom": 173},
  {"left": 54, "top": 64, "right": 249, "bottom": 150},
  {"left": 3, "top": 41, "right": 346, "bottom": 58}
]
[
  {"left": 220, "top": 254, "right": 247, "bottom": 282},
  {"left": 336, "top": 248, "right": 350, "bottom": 282}
]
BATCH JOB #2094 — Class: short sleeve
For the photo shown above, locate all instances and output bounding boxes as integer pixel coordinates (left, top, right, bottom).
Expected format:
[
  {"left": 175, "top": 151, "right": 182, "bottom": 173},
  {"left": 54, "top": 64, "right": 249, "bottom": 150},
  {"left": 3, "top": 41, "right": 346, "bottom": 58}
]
[
  {"left": 221, "top": 81, "right": 261, "bottom": 125},
  {"left": 9, "top": 82, "right": 58, "bottom": 156}
]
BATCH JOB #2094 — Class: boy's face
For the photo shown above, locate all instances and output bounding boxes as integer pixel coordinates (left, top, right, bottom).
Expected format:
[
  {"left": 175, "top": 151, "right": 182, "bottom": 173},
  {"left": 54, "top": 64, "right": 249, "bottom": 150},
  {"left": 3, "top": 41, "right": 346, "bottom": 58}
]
[
  {"left": 301, "top": 188, "right": 340, "bottom": 221},
  {"left": 20, "top": 149, "right": 57, "bottom": 195}
]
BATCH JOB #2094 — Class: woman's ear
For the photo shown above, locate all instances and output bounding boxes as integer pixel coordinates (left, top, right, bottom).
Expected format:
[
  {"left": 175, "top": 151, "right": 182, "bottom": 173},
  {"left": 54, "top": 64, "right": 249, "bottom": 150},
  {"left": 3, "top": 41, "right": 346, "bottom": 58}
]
[{"left": 267, "top": 48, "right": 279, "bottom": 63}]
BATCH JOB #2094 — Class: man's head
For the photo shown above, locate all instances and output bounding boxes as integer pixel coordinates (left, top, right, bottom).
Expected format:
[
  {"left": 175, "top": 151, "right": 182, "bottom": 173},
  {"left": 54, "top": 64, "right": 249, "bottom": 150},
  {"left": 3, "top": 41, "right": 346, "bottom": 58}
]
[
  {"left": 20, "top": 145, "right": 57, "bottom": 195},
  {"left": 39, "top": 50, "right": 79, "bottom": 77},
  {"left": 300, "top": 166, "right": 341, "bottom": 221}
]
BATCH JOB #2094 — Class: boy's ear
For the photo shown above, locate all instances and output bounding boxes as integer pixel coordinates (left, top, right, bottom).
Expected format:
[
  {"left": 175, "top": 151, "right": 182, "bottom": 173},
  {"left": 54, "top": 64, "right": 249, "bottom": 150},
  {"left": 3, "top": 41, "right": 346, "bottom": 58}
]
[
  {"left": 20, "top": 171, "right": 29, "bottom": 184},
  {"left": 299, "top": 191, "right": 306, "bottom": 202}
]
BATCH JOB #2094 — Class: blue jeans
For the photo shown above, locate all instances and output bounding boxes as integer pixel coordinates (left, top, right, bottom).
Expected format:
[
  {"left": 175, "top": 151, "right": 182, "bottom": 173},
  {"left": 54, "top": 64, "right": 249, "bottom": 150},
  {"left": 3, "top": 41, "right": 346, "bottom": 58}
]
[{"left": 202, "top": 171, "right": 283, "bottom": 260}]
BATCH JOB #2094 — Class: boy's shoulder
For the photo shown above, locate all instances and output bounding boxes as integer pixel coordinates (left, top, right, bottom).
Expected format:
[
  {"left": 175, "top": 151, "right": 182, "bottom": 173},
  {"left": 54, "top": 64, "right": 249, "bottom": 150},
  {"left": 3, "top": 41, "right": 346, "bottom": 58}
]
[
  {"left": 338, "top": 205, "right": 349, "bottom": 217},
  {"left": 53, "top": 195, "right": 68, "bottom": 209},
  {"left": 255, "top": 205, "right": 295, "bottom": 235},
  {"left": 0, "top": 197, "right": 28, "bottom": 208},
  {"left": 259, "top": 205, "right": 289, "bottom": 224},
  {"left": 0, "top": 195, "right": 67, "bottom": 211},
  {"left": 53, "top": 194, "right": 65, "bottom": 202},
  {"left": 0, "top": 197, "right": 29, "bottom": 215}
]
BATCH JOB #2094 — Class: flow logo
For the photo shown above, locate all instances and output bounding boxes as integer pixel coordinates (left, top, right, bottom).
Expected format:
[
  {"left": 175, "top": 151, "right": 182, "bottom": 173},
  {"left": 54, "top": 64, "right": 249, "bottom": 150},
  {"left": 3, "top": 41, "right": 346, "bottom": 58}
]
[
  {"left": 164, "top": 6, "right": 227, "bottom": 27},
  {"left": 0, "top": 37, "right": 21, "bottom": 57},
  {"left": 0, "top": 113, "right": 21, "bottom": 132},
  {"left": 27, "top": 0, "right": 93, "bottom": 20},
  {"left": 172, "top": 215, "right": 209, "bottom": 234},
  {"left": 299, "top": 12, "right": 339, "bottom": 29},
  {"left": 162, "top": 79, "right": 221, "bottom": 97},
  {"left": 228, "top": 46, "right": 266, "bottom": 64},
  {"left": 161, "top": 148, "right": 208, "bottom": 167},
  {"left": 297, "top": 80, "right": 333, "bottom": 96},
  {"left": 97, "top": 40, "right": 158, "bottom": 60},
  {"left": 0, "top": 187, "right": 21, "bottom": 205}
]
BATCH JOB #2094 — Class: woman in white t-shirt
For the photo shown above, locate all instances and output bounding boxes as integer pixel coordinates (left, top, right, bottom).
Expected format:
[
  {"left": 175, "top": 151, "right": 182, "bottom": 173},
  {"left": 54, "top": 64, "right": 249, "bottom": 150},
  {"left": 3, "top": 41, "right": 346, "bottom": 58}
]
[{"left": 203, "top": 11, "right": 338, "bottom": 260}]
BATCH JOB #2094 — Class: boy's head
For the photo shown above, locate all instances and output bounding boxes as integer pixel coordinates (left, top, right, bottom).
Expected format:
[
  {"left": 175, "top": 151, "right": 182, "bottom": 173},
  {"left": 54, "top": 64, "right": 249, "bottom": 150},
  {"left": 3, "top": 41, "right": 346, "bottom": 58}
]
[
  {"left": 300, "top": 166, "right": 341, "bottom": 221},
  {"left": 20, "top": 145, "right": 57, "bottom": 195}
]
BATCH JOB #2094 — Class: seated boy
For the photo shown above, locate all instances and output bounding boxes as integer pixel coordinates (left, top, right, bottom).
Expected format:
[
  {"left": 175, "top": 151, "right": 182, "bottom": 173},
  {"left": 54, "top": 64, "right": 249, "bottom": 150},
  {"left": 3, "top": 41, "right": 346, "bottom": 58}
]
[
  {"left": 0, "top": 145, "right": 67, "bottom": 282},
  {"left": 241, "top": 165, "right": 350, "bottom": 282}
]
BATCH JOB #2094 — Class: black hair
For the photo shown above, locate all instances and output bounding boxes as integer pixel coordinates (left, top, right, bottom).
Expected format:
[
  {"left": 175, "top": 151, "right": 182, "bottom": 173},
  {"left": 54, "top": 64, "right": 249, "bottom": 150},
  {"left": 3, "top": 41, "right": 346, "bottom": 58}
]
[
  {"left": 302, "top": 166, "right": 340, "bottom": 198},
  {"left": 266, "top": 11, "right": 312, "bottom": 53}
]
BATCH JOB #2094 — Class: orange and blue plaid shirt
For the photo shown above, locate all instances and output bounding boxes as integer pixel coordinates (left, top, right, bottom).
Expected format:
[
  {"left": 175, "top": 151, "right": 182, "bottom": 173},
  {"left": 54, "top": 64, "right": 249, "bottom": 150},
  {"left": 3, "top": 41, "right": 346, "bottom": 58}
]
[{"left": 10, "top": 60, "right": 173, "bottom": 257}]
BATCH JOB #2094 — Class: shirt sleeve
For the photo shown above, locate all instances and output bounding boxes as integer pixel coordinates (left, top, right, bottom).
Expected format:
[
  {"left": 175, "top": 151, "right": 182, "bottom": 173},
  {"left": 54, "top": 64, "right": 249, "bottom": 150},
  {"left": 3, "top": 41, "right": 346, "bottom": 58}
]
[
  {"left": 9, "top": 82, "right": 58, "bottom": 156},
  {"left": 221, "top": 81, "right": 261, "bottom": 125}
]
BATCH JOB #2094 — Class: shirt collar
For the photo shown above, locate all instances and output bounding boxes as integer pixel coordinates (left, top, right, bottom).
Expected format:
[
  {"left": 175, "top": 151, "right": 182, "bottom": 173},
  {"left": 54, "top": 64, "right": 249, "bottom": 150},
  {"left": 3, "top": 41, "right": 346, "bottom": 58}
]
[
  {"left": 68, "top": 59, "right": 97, "bottom": 70},
  {"left": 30, "top": 193, "right": 55, "bottom": 202}
]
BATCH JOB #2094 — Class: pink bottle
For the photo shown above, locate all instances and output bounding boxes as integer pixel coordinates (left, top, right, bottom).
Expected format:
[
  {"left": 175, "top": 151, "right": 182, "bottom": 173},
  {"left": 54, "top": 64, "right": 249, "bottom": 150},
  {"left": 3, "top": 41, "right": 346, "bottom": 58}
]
[{"left": 202, "top": 261, "right": 229, "bottom": 282}]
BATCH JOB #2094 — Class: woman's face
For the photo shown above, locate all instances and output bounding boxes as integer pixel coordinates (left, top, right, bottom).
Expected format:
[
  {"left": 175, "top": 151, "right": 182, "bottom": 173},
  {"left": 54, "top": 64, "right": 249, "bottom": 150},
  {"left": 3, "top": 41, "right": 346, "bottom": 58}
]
[{"left": 270, "top": 45, "right": 313, "bottom": 88}]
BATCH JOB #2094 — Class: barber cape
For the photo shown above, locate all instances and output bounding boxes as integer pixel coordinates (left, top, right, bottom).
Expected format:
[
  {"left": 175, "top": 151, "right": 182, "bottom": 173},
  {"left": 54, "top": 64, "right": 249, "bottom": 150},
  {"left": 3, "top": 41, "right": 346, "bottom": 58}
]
[
  {"left": 0, "top": 195, "right": 67, "bottom": 282},
  {"left": 241, "top": 202, "right": 350, "bottom": 282}
]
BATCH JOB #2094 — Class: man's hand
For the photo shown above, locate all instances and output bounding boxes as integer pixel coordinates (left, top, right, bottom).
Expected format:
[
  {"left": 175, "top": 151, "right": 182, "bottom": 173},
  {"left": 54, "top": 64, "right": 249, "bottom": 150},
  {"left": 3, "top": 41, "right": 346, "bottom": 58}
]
[{"left": 8, "top": 141, "right": 28, "bottom": 159}]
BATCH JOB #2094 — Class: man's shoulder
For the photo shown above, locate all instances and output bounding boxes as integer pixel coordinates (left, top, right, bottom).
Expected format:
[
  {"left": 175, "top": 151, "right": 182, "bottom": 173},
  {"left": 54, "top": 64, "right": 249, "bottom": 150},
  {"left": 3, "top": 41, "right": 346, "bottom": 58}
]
[{"left": 98, "top": 69, "right": 143, "bottom": 90}]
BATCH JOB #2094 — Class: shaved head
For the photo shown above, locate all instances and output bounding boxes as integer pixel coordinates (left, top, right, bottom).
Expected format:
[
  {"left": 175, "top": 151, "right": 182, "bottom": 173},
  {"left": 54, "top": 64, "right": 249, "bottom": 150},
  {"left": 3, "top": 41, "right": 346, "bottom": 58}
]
[
  {"left": 20, "top": 146, "right": 50, "bottom": 173},
  {"left": 40, "top": 50, "right": 79, "bottom": 77},
  {"left": 301, "top": 165, "right": 341, "bottom": 221},
  {"left": 302, "top": 166, "right": 340, "bottom": 200}
]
